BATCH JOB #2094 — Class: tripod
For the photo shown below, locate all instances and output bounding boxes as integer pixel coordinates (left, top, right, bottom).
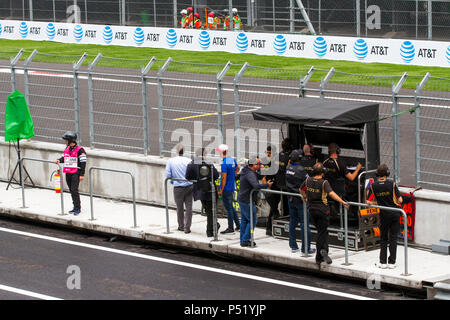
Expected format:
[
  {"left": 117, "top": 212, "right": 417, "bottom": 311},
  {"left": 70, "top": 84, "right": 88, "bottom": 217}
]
[{"left": 6, "top": 139, "right": 35, "bottom": 190}]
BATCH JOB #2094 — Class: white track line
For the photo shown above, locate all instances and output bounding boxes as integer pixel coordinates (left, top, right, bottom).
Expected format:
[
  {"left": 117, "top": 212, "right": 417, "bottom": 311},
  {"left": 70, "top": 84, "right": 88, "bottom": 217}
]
[
  {"left": 0, "top": 226, "right": 374, "bottom": 300},
  {"left": 0, "top": 284, "right": 62, "bottom": 300}
]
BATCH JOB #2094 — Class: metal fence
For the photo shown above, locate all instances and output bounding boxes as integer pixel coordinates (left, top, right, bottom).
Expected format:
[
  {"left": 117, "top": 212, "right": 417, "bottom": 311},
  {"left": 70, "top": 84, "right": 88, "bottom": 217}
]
[
  {"left": 0, "top": 49, "right": 449, "bottom": 191},
  {"left": 1, "top": 1, "right": 448, "bottom": 40}
]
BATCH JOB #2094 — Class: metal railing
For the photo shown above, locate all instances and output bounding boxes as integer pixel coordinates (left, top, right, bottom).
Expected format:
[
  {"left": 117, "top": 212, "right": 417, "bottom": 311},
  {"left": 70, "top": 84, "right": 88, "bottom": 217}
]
[
  {"left": 345, "top": 201, "right": 409, "bottom": 276},
  {"left": 164, "top": 176, "right": 219, "bottom": 241},
  {"left": 18, "top": 157, "right": 65, "bottom": 216},
  {"left": 357, "top": 169, "right": 377, "bottom": 203},
  {"left": 249, "top": 188, "right": 309, "bottom": 256},
  {"left": 88, "top": 166, "right": 137, "bottom": 228}
]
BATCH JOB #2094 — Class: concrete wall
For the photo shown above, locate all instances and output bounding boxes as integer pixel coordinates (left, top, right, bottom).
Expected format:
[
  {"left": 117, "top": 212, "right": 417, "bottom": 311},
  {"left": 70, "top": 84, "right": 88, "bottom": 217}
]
[{"left": 1, "top": 138, "right": 449, "bottom": 246}]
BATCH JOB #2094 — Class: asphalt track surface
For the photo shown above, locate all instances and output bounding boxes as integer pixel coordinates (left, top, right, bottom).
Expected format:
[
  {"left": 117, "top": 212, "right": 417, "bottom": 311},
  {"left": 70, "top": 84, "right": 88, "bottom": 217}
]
[
  {"left": 0, "top": 217, "right": 422, "bottom": 301},
  {"left": 0, "top": 60, "right": 449, "bottom": 190}
]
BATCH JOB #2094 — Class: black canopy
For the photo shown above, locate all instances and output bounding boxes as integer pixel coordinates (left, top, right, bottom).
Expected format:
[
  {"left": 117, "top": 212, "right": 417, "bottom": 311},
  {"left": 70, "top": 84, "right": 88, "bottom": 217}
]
[{"left": 252, "top": 97, "right": 379, "bottom": 127}]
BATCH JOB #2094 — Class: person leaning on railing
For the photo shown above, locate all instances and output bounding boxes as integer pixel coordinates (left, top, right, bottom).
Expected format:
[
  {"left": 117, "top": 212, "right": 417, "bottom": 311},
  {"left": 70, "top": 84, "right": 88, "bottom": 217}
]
[
  {"left": 237, "top": 156, "right": 273, "bottom": 247},
  {"left": 300, "top": 162, "right": 349, "bottom": 266},
  {"left": 366, "top": 164, "right": 403, "bottom": 270}
]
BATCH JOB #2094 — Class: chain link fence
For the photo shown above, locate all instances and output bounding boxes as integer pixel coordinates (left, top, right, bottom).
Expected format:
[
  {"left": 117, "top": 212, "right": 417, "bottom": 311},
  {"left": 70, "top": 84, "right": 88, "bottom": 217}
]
[
  {"left": 1, "top": 1, "right": 448, "bottom": 40},
  {"left": 0, "top": 49, "right": 449, "bottom": 191}
]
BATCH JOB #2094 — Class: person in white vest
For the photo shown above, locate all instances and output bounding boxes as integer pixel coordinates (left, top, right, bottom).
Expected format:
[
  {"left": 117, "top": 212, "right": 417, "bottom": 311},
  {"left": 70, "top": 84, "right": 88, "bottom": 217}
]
[{"left": 55, "top": 131, "right": 86, "bottom": 215}]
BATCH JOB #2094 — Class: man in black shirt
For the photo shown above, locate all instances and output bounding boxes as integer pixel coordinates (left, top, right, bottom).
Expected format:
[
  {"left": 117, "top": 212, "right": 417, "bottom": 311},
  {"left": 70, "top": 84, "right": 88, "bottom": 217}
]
[
  {"left": 323, "top": 143, "right": 362, "bottom": 219},
  {"left": 299, "top": 144, "right": 317, "bottom": 177},
  {"left": 367, "top": 164, "right": 403, "bottom": 269},
  {"left": 300, "top": 162, "right": 349, "bottom": 266}
]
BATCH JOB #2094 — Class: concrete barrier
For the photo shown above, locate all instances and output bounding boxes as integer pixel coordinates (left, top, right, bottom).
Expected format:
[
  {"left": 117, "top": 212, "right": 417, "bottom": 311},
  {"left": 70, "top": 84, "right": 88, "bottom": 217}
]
[{"left": 1, "top": 138, "right": 449, "bottom": 247}]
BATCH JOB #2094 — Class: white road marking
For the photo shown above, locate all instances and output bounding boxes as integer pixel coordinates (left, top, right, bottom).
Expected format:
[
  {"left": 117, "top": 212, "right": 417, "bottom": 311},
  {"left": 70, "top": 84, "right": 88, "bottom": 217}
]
[
  {"left": 0, "top": 226, "right": 374, "bottom": 300},
  {"left": 0, "top": 284, "right": 63, "bottom": 300}
]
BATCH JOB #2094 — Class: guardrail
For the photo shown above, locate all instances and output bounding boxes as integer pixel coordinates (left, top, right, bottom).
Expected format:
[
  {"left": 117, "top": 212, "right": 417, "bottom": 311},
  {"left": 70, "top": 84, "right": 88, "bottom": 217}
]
[
  {"left": 19, "top": 157, "right": 65, "bottom": 216},
  {"left": 88, "top": 166, "right": 137, "bottom": 228},
  {"left": 357, "top": 170, "right": 377, "bottom": 203},
  {"left": 164, "top": 176, "right": 220, "bottom": 241},
  {"left": 345, "top": 201, "right": 409, "bottom": 276},
  {"left": 250, "top": 188, "right": 310, "bottom": 256}
]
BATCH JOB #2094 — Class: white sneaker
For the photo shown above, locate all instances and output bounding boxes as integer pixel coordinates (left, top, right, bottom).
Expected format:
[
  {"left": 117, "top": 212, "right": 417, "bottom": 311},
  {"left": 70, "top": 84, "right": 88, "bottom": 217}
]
[
  {"left": 387, "top": 263, "right": 396, "bottom": 269},
  {"left": 375, "top": 262, "right": 387, "bottom": 269}
]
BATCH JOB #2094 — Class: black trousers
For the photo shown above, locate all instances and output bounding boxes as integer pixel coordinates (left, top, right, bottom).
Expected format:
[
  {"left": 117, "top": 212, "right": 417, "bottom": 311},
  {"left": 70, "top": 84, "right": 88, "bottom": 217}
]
[
  {"left": 66, "top": 173, "right": 81, "bottom": 210},
  {"left": 309, "top": 209, "right": 329, "bottom": 263},
  {"left": 379, "top": 211, "right": 400, "bottom": 264},
  {"left": 265, "top": 193, "right": 281, "bottom": 233}
]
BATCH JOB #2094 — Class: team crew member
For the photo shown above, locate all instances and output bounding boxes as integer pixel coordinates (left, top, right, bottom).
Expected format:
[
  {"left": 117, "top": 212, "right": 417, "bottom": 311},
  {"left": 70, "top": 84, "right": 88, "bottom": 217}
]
[
  {"left": 238, "top": 157, "right": 273, "bottom": 247},
  {"left": 276, "top": 138, "right": 292, "bottom": 216},
  {"left": 55, "top": 131, "right": 86, "bottom": 215},
  {"left": 186, "top": 7, "right": 194, "bottom": 28},
  {"left": 179, "top": 9, "right": 188, "bottom": 28},
  {"left": 286, "top": 149, "right": 314, "bottom": 254},
  {"left": 367, "top": 164, "right": 403, "bottom": 269},
  {"left": 300, "top": 163, "right": 349, "bottom": 265},
  {"left": 217, "top": 144, "right": 240, "bottom": 234},
  {"left": 323, "top": 143, "right": 362, "bottom": 217},
  {"left": 186, "top": 148, "right": 220, "bottom": 237},
  {"left": 193, "top": 13, "right": 203, "bottom": 29},
  {"left": 231, "top": 8, "right": 242, "bottom": 31},
  {"left": 299, "top": 144, "right": 317, "bottom": 177},
  {"left": 205, "top": 12, "right": 220, "bottom": 30},
  {"left": 260, "top": 145, "right": 279, "bottom": 236}
]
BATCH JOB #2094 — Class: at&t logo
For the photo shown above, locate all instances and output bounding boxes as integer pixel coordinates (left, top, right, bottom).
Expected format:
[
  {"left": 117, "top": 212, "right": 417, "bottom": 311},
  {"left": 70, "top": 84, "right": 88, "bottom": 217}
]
[
  {"left": 400, "top": 41, "right": 415, "bottom": 63},
  {"left": 166, "top": 29, "right": 177, "bottom": 48},
  {"left": 19, "top": 21, "right": 28, "bottom": 39},
  {"left": 353, "top": 39, "right": 368, "bottom": 60},
  {"left": 273, "top": 35, "right": 287, "bottom": 55},
  {"left": 73, "top": 24, "right": 83, "bottom": 42},
  {"left": 236, "top": 33, "right": 248, "bottom": 52},
  {"left": 134, "top": 27, "right": 144, "bottom": 46},
  {"left": 313, "top": 37, "right": 327, "bottom": 58},
  {"left": 103, "top": 26, "right": 113, "bottom": 44},
  {"left": 46, "top": 23, "right": 56, "bottom": 40},
  {"left": 198, "top": 30, "right": 210, "bottom": 50}
]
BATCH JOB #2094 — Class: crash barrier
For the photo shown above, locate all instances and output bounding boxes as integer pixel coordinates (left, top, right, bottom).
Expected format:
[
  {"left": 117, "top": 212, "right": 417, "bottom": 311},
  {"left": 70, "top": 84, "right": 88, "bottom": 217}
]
[
  {"left": 1, "top": 50, "right": 449, "bottom": 190},
  {"left": 249, "top": 188, "right": 309, "bottom": 255},
  {"left": 164, "top": 176, "right": 219, "bottom": 241},
  {"left": 345, "top": 201, "right": 409, "bottom": 276},
  {"left": 88, "top": 166, "right": 137, "bottom": 228},
  {"left": 18, "top": 157, "right": 65, "bottom": 216}
]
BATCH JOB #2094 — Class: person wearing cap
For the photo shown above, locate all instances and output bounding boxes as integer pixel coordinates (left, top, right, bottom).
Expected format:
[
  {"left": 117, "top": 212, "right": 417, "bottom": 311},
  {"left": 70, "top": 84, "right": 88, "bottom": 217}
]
[
  {"left": 217, "top": 144, "right": 240, "bottom": 234},
  {"left": 165, "top": 143, "right": 194, "bottom": 233},
  {"left": 186, "top": 7, "right": 194, "bottom": 28},
  {"left": 179, "top": 9, "right": 188, "bottom": 28},
  {"left": 237, "top": 156, "right": 273, "bottom": 247},
  {"left": 231, "top": 8, "right": 242, "bottom": 31},
  {"left": 205, "top": 12, "right": 220, "bottom": 30},
  {"left": 54, "top": 131, "right": 86, "bottom": 215},
  {"left": 193, "top": 12, "right": 203, "bottom": 29},
  {"left": 286, "top": 149, "right": 314, "bottom": 254}
]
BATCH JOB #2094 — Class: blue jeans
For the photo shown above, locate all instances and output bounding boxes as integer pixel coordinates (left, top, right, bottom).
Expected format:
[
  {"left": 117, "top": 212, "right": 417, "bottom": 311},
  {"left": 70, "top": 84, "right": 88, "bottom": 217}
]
[
  {"left": 238, "top": 201, "right": 257, "bottom": 244},
  {"left": 222, "top": 190, "right": 240, "bottom": 230},
  {"left": 288, "top": 201, "right": 311, "bottom": 252}
]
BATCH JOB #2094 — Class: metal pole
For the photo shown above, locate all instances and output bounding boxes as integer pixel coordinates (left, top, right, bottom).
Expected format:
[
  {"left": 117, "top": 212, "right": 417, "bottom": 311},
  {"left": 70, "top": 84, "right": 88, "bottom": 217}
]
[
  {"left": 10, "top": 49, "right": 24, "bottom": 92},
  {"left": 356, "top": 0, "right": 360, "bottom": 37},
  {"left": 295, "top": 0, "right": 316, "bottom": 35},
  {"left": 427, "top": 0, "right": 432, "bottom": 40},
  {"left": 290, "top": 0, "right": 295, "bottom": 33},
  {"left": 20, "top": 158, "right": 26, "bottom": 208},
  {"left": 141, "top": 57, "right": 156, "bottom": 156},
  {"left": 320, "top": 67, "right": 335, "bottom": 99},
  {"left": 229, "top": 0, "right": 233, "bottom": 31},
  {"left": 88, "top": 53, "right": 102, "bottom": 149},
  {"left": 85, "top": 0, "right": 88, "bottom": 24},
  {"left": 173, "top": 0, "right": 178, "bottom": 28},
  {"left": 272, "top": 0, "right": 276, "bottom": 32},
  {"left": 299, "top": 66, "right": 314, "bottom": 98},
  {"left": 53, "top": 0, "right": 56, "bottom": 22},
  {"left": 23, "top": 49, "right": 38, "bottom": 106},
  {"left": 415, "top": 0, "right": 418, "bottom": 39},
  {"left": 318, "top": 0, "right": 321, "bottom": 35},
  {"left": 28, "top": 0, "right": 33, "bottom": 21},
  {"left": 301, "top": 200, "right": 309, "bottom": 257},
  {"left": 73, "top": 53, "right": 87, "bottom": 145},
  {"left": 234, "top": 63, "right": 249, "bottom": 160},
  {"left": 365, "top": 0, "right": 367, "bottom": 37},
  {"left": 164, "top": 178, "right": 171, "bottom": 234},
  {"left": 157, "top": 57, "right": 172, "bottom": 156},
  {"left": 131, "top": 174, "right": 137, "bottom": 228},
  {"left": 153, "top": 0, "right": 157, "bottom": 27},
  {"left": 120, "top": 0, "right": 126, "bottom": 25},
  {"left": 414, "top": 73, "right": 430, "bottom": 186},
  {"left": 211, "top": 165, "right": 218, "bottom": 241},
  {"left": 89, "top": 168, "right": 95, "bottom": 221},
  {"left": 217, "top": 62, "right": 231, "bottom": 145},
  {"left": 342, "top": 207, "right": 351, "bottom": 265},
  {"left": 250, "top": 190, "right": 255, "bottom": 248},
  {"left": 392, "top": 72, "right": 408, "bottom": 183}
]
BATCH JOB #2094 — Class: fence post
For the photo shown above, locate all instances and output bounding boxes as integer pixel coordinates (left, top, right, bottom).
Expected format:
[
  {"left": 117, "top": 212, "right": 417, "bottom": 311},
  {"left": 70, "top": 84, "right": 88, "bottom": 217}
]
[
  {"left": 141, "top": 57, "right": 156, "bottom": 156},
  {"left": 217, "top": 61, "right": 232, "bottom": 146},
  {"left": 356, "top": 0, "right": 361, "bottom": 37},
  {"left": 87, "top": 53, "right": 102, "bottom": 149},
  {"left": 299, "top": 66, "right": 314, "bottom": 98},
  {"left": 73, "top": 53, "right": 87, "bottom": 145},
  {"left": 157, "top": 57, "right": 172, "bottom": 157},
  {"left": 320, "top": 67, "right": 335, "bottom": 99},
  {"left": 23, "top": 49, "right": 38, "bottom": 105},
  {"left": 414, "top": 73, "right": 430, "bottom": 186},
  {"left": 392, "top": 72, "right": 408, "bottom": 183},
  {"left": 234, "top": 63, "right": 249, "bottom": 160},
  {"left": 10, "top": 49, "right": 24, "bottom": 92}
]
